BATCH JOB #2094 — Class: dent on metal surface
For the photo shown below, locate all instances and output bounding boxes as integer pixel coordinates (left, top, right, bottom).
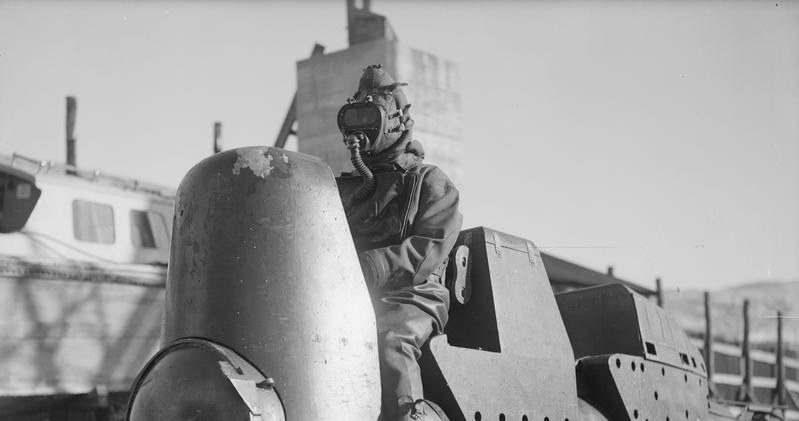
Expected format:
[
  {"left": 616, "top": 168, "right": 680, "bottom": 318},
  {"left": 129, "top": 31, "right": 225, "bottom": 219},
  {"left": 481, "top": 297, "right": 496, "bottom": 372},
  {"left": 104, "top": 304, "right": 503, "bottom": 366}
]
[{"left": 162, "top": 147, "right": 380, "bottom": 420}]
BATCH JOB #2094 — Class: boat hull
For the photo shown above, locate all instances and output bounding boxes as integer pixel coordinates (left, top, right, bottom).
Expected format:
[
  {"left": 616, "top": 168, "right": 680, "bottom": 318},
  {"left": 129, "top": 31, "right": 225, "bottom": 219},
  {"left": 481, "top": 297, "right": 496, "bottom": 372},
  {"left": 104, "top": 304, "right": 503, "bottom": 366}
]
[{"left": 0, "top": 256, "right": 164, "bottom": 417}]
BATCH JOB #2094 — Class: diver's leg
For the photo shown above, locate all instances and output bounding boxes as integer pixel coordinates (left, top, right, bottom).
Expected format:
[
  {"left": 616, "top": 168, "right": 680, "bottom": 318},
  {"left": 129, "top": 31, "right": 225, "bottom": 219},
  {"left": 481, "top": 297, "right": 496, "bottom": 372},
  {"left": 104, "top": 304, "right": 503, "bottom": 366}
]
[
  {"left": 375, "top": 280, "right": 449, "bottom": 420},
  {"left": 377, "top": 305, "right": 432, "bottom": 419}
]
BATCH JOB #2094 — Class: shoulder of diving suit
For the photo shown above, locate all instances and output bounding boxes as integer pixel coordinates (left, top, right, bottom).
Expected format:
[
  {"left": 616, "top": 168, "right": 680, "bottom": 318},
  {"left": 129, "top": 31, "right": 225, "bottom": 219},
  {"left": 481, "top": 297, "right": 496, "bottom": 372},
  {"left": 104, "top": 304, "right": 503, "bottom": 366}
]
[{"left": 411, "top": 164, "right": 459, "bottom": 201}]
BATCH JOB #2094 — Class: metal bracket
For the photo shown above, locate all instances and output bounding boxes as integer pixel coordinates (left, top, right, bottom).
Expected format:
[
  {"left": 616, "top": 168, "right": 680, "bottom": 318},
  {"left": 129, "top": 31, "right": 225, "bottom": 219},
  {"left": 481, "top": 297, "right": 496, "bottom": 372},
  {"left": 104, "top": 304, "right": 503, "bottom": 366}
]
[
  {"left": 452, "top": 245, "right": 472, "bottom": 305},
  {"left": 214, "top": 345, "right": 284, "bottom": 421},
  {"left": 220, "top": 361, "right": 264, "bottom": 416},
  {"left": 492, "top": 231, "right": 503, "bottom": 255},
  {"left": 525, "top": 241, "right": 537, "bottom": 264}
]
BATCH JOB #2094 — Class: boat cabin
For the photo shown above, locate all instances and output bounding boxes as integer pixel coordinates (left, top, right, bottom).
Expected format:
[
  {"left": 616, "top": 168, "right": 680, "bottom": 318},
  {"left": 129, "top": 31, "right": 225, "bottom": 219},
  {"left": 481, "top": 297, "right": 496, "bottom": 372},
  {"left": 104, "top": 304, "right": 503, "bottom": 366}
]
[{"left": 0, "top": 153, "right": 174, "bottom": 266}]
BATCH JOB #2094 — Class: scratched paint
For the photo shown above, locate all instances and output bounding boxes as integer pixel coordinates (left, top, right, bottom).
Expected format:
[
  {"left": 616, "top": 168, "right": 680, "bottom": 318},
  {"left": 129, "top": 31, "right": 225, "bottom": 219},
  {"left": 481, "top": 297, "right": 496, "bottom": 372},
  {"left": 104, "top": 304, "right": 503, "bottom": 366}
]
[
  {"left": 232, "top": 147, "right": 296, "bottom": 179},
  {"left": 232, "top": 148, "right": 274, "bottom": 178}
]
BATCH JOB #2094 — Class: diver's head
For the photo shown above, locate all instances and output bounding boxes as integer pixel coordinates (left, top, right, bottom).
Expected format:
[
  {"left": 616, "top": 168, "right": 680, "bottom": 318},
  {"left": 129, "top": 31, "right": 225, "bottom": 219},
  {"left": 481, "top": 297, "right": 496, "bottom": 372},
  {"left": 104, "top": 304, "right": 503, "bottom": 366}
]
[{"left": 336, "top": 64, "right": 413, "bottom": 156}]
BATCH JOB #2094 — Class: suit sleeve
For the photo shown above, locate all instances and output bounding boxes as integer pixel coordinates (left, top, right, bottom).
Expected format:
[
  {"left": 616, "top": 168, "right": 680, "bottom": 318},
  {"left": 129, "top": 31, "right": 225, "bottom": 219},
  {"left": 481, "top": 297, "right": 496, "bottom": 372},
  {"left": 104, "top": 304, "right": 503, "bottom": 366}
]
[{"left": 359, "top": 167, "right": 463, "bottom": 289}]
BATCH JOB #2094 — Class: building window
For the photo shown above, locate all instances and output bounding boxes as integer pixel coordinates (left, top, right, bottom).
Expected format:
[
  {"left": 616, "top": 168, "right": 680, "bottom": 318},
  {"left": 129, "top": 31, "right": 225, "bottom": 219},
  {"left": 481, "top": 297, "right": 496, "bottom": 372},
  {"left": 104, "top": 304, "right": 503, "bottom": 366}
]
[
  {"left": 130, "top": 210, "right": 169, "bottom": 249},
  {"left": 73, "top": 200, "right": 115, "bottom": 244}
]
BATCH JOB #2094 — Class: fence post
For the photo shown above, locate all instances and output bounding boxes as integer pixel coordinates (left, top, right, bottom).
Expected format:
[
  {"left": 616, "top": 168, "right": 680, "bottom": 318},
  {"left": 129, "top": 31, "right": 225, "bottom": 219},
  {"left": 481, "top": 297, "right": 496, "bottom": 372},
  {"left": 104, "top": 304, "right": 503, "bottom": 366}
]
[
  {"left": 773, "top": 311, "right": 786, "bottom": 407},
  {"left": 704, "top": 291, "right": 717, "bottom": 397},
  {"left": 66, "top": 96, "right": 77, "bottom": 174},
  {"left": 737, "top": 299, "right": 754, "bottom": 402},
  {"left": 213, "top": 122, "right": 223, "bottom": 154}
]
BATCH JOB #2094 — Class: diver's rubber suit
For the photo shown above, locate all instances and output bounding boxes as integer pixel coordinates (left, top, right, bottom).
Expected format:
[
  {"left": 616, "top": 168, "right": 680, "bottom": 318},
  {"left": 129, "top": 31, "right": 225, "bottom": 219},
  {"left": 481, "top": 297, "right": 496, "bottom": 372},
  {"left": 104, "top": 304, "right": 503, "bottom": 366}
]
[{"left": 337, "top": 132, "right": 462, "bottom": 420}]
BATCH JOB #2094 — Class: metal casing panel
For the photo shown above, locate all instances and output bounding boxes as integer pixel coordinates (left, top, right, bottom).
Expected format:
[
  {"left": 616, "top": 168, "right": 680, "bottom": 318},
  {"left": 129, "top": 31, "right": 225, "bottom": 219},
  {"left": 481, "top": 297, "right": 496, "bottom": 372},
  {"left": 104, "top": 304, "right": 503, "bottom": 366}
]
[
  {"left": 427, "top": 227, "right": 577, "bottom": 420},
  {"left": 576, "top": 354, "right": 709, "bottom": 421},
  {"left": 447, "top": 227, "right": 575, "bottom": 357},
  {"left": 164, "top": 147, "right": 380, "bottom": 420},
  {"left": 631, "top": 293, "right": 707, "bottom": 375},
  {"left": 445, "top": 228, "right": 500, "bottom": 352},
  {"left": 556, "top": 284, "right": 706, "bottom": 376},
  {"left": 556, "top": 284, "right": 642, "bottom": 358}
]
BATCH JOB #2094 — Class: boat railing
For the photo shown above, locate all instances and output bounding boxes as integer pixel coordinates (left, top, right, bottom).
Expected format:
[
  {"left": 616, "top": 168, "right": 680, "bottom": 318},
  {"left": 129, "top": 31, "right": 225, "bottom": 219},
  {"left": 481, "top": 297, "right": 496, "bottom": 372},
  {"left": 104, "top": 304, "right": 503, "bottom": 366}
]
[{"left": 7, "top": 153, "right": 175, "bottom": 199}]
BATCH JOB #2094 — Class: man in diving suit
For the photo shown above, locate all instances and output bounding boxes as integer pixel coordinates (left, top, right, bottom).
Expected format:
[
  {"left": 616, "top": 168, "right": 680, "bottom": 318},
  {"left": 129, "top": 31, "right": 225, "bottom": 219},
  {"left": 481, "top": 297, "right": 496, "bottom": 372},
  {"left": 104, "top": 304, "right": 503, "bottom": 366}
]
[{"left": 336, "top": 64, "right": 463, "bottom": 421}]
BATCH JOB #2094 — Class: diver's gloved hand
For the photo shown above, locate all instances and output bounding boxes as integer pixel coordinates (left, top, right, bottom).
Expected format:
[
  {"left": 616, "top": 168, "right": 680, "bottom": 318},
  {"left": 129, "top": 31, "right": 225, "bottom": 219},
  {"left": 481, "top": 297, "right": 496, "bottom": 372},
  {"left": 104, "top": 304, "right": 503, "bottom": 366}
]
[{"left": 358, "top": 250, "right": 389, "bottom": 288}]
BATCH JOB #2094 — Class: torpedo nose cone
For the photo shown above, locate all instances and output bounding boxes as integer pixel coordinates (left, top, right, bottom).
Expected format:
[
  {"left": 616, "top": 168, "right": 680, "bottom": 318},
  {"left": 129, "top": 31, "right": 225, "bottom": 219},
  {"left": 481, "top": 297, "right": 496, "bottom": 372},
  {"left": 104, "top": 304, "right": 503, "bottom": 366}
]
[{"left": 148, "top": 147, "right": 380, "bottom": 420}]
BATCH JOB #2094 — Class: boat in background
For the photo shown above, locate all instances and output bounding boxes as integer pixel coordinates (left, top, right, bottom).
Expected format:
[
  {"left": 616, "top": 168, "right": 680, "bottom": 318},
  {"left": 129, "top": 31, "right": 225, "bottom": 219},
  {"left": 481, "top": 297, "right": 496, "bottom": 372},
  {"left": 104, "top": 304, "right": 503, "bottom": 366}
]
[{"left": 0, "top": 153, "right": 172, "bottom": 419}]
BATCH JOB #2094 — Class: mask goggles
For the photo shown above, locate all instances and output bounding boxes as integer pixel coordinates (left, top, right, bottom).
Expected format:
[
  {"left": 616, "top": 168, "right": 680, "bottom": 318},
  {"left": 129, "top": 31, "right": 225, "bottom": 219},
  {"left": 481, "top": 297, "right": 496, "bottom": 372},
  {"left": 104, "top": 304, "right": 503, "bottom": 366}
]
[{"left": 336, "top": 96, "right": 405, "bottom": 153}]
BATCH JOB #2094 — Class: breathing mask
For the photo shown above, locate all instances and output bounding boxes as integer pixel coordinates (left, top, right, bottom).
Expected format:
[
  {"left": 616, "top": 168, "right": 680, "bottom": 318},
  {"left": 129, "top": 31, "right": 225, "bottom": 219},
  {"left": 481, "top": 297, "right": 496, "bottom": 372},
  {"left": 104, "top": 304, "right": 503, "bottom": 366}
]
[
  {"left": 337, "top": 96, "right": 406, "bottom": 155},
  {"left": 337, "top": 65, "right": 414, "bottom": 204},
  {"left": 336, "top": 64, "right": 412, "bottom": 156}
]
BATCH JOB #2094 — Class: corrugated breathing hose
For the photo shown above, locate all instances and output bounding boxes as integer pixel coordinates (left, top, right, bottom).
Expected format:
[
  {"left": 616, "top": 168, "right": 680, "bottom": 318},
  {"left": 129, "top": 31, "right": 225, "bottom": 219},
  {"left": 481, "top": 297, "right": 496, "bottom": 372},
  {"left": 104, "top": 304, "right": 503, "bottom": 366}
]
[{"left": 346, "top": 133, "right": 376, "bottom": 204}]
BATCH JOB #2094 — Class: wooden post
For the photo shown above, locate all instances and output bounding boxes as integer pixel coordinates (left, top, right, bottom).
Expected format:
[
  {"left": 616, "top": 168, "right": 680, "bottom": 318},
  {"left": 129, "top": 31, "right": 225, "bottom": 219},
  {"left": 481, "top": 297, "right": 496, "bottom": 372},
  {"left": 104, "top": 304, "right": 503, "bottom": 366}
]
[
  {"left": 704, "top": 291, "right": 717, "bottom": 397},
  {"left": 213, "top": 122, "right": 223, "bottom": 154},
  {"left": 655, "top": 277, "right": 664, "bottom": 307},
  {"left": 66, "top": 96, "right": 77, "bottom": 169},
  {"left": 274, "top": 44, "right": 325, "bottom": 149},
  {"left": 773, "top": 311, "right": 786, "bottom": 407},
  {"left": 738, "top": 299, "right": 754, "bottom": 402}
]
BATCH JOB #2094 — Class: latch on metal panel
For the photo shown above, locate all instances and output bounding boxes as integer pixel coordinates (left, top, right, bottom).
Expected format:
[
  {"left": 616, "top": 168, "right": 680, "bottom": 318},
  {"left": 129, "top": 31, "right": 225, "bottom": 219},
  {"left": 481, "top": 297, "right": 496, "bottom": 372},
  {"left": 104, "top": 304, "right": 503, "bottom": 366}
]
[
  {"left": 216, "top": 350, "right": 285, "bottom": 421},
  {"left": 492, "top": 231, "right": 502, "bottom": 255},
  {"left": 219, "top": 361, "right": 262, "bottom": 416},
  {"left": 525, "top": 241, "right": 537, "bottom": 264}
]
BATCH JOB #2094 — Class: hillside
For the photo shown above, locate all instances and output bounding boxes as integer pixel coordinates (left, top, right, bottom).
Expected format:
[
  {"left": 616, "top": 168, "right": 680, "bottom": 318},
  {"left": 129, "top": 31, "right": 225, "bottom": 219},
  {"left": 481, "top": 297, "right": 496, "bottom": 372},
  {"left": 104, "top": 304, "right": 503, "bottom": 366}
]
[{"left": 663, "top": 280, "right": 799, "bottom": 350}]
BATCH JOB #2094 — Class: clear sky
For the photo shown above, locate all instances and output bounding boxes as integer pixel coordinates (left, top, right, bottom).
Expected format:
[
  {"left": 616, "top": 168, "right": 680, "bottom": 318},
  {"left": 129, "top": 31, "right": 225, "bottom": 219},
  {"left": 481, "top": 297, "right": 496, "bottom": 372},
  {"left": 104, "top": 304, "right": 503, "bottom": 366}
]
[{"left": 1, "top": 0, "right": 797, "bottom": 291}]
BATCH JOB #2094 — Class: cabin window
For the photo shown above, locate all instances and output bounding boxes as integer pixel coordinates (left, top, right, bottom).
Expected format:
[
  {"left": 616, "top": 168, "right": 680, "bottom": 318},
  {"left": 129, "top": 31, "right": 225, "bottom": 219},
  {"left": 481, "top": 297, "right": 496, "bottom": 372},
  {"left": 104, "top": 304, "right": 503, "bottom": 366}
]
[
  {"left": 130, "top": 210, "right": 169, "bottom": 249},
  {"left": 73, "top": 200, "right": 115, "bottom": 244}
]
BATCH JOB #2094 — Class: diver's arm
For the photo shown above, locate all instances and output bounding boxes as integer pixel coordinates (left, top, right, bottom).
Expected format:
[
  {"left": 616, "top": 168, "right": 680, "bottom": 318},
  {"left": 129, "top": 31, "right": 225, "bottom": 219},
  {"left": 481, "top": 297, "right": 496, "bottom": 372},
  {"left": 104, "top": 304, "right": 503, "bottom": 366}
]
[{"left": 359, "top": 167, "right": 463, "bottom": 289}]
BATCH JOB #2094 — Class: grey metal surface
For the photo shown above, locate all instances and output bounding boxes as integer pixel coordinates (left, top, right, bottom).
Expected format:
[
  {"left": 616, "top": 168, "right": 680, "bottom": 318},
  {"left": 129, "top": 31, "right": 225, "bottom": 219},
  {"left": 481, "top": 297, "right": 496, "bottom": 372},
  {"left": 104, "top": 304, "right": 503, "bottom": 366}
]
[
  {"left": 425, "top": 337, "right": 578, "bottom": 421},
  {"left": 423, "top": 227, "right": 578, "bottom": 421},
  {"left": 161, "top": 146, "right": 380, "bottom": 420},
  {"left": 577, "top": 398, "right": 610, "bottom": 421},
  {"left": 576, "top": 354, "right": 710, "bottom": 421}
]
